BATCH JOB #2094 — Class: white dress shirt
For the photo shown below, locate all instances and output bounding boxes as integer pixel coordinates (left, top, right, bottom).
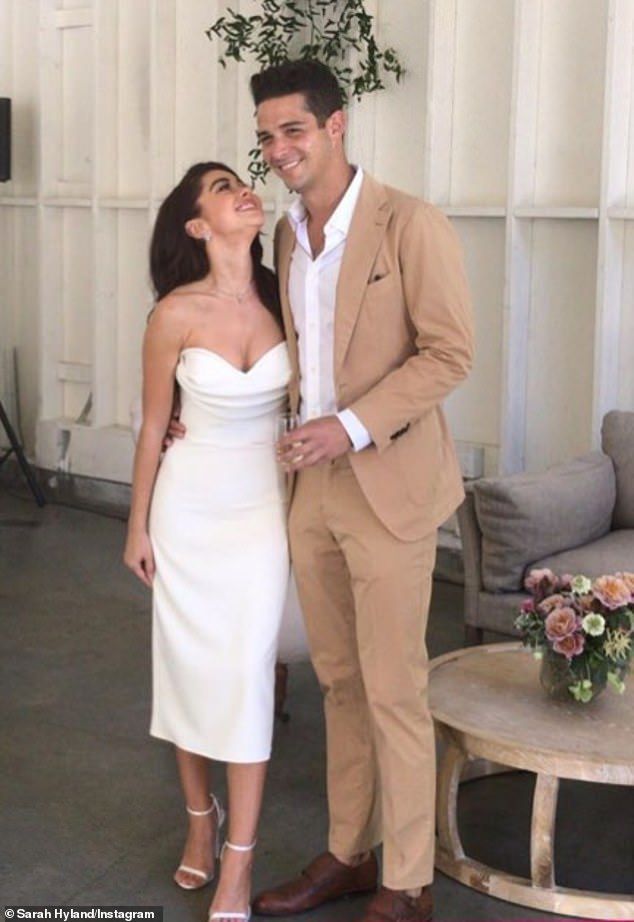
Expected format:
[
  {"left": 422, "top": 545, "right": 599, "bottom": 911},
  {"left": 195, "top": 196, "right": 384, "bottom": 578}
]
[{"left": 287, "top": 166, "right": 371, "bottom": 452}]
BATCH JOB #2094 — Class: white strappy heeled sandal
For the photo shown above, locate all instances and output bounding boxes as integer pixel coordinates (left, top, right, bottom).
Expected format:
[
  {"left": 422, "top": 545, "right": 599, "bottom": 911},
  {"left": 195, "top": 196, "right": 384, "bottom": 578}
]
[
  {"left": 174, "top": 792, "right": 226, "bottom": 891},
  {"left": 208, "top": 839, "right": 256, "bottom": 921}
]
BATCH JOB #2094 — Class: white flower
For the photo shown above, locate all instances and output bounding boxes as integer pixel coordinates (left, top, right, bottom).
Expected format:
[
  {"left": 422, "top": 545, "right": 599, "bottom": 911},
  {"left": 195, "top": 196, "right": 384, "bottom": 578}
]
[
  {"left": 582, "top": 613, "right": 606, "bottom": 636},
  {"left": 571, "top": 574, "right": 592, "bottom": 595}
]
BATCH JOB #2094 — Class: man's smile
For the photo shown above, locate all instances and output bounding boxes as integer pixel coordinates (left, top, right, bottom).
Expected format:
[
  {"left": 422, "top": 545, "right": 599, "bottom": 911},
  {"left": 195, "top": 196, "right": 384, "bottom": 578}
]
[{"left": 275, "top": 159, "right": 302, "bottom": 173}]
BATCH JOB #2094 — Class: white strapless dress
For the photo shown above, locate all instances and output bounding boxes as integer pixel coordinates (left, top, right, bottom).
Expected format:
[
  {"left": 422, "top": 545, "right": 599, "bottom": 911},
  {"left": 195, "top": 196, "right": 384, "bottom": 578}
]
[{"left": 149, "top": 343, "right": 291, "bottom": 762}]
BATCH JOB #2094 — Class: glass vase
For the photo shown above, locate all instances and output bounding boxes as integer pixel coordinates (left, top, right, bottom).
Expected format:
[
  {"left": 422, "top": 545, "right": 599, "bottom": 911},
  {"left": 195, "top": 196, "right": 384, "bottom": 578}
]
[{"left": 539, "top": 648, "right": 606, "bottom": 702}]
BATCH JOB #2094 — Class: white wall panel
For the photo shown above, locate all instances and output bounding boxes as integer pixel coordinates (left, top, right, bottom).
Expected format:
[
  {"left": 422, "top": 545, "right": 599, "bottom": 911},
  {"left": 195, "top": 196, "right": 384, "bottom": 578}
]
[
  {"left": 444, "top": 218, "right": 505, "bottom": 474},
  {"left": 0, "top": 2, "right": 10, "bottom": 91},
  {"left": 370, "top": 2, "right": 429, "bottom": 195},
  {"left": 211, "top": 61, "right": 238, "bottom": 170},
  {"left": 618, "top": 223, "right": 634, "bottom": 408},
  {"left": 533, "top": 0, "right": 607, "bottom": 206},
  {"left": 39, "top": 207, "right": 64, "bottom": 421},
  {"left": 118, "top": 0, "right": 150, "bottom": 197},
  {"left": 116, "top": 210, "right": 151, "bottom": 425},
  {"left": 451, "top": 0, "right": 514, "bottom": 205},
  {"left": 62, "top": 208, "right": 93, "bottom": 366},
  {"left": 173, "top": 0, "right": 218, "bottom": 174},
  {"left": 626, "top": 19, "right": 634, "bottom": 207},
  {"left": 95, "top": 0, "right": 118, "bottom": 197},
  {"left": 150, "top": 0, "right": 177, "bottom": 199},
  {"left": 525, "top": 220, "right": 597, "bottom": 470},
  {"left": 236, "top": 60, "right": 260, "bottom": 181},
  {"left": 61, "top": 25, "right": 93, "bottom": 188},
  {"left": 63, "top": 381, "right": 90, "bottom": 419}
]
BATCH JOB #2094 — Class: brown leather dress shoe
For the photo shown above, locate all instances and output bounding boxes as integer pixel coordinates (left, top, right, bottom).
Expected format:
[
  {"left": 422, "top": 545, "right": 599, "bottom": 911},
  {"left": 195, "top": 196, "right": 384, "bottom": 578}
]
[
  {"left": 252, "top": 850, "right": 378, "bottom": 916},
  {"left": 359, "top": 885, "right": 433, "bottom": 922}
]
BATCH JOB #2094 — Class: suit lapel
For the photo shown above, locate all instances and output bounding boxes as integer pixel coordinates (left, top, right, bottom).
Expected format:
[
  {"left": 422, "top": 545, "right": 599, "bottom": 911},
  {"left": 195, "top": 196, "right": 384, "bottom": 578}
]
[
  {"left": 334, "top": 175, "right": 391, "bottom": 375},
  {"left": 275, "top": 217, "right": 301, "bottom": 411}
]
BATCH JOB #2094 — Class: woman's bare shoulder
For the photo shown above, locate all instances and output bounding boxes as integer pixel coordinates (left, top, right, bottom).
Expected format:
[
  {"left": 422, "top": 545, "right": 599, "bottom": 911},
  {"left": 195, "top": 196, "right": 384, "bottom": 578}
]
[
  {"left": 153, "top": 284, "right": 205, "bottom": 313},
  {"left": 145, "top": 292, "right": 198, "bottom": 348},
  {"left": 149, "top": 287, "right": 204, "bottom": 327}
]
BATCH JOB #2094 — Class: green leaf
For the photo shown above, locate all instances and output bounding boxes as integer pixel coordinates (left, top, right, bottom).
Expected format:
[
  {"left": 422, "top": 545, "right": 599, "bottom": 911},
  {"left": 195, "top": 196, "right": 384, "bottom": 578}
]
[
  {"left": 607, "top": 671, "right": 626, "bottom": 694},
  {"left": 569, "top": 680, "right": 593, "bottom": 703}
]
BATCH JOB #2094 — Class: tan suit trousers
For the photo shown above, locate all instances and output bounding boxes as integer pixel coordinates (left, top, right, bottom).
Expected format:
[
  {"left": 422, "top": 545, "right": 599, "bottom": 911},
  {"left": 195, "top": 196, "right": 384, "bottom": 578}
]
[{"left": 288, "top": 456, "right": 437, "bottom": 890}]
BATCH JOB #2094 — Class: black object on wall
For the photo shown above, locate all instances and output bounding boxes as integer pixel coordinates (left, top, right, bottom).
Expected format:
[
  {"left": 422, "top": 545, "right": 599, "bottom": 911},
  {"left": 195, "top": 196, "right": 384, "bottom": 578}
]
[{"left": 0, "top": 98, "right": 11, "bottom": 182}]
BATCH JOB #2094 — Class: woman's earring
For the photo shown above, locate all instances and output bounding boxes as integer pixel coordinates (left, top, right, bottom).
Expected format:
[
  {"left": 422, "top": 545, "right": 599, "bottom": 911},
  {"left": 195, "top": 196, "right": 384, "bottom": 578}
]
[{"left": 202, "top": 232, "right": 211, "bottom": 242}]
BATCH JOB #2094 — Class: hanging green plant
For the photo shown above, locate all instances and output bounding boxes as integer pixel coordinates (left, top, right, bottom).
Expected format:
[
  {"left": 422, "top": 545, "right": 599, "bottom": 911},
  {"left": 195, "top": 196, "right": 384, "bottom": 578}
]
[{"left": 206, "top": 0, "right": 405, "bottom": 183}]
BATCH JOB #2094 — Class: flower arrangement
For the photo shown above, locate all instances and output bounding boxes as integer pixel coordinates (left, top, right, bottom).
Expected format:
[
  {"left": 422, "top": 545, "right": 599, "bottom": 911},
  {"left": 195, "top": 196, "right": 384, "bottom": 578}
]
[{"left": 515, "top": 569, "right": 634, "bottom": 702}]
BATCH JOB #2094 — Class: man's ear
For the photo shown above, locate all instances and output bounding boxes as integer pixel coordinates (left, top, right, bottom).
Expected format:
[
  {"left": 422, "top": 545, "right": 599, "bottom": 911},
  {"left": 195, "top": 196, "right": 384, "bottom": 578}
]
[{"left": 326, "top": 109, "right": 347, "bottom": 142}]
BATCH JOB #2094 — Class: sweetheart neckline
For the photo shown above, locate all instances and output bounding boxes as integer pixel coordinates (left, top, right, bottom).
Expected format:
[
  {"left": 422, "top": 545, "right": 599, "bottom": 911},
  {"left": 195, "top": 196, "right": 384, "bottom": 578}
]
[{"left": 180, "top": 342, "right": 286, "bottom": 375}]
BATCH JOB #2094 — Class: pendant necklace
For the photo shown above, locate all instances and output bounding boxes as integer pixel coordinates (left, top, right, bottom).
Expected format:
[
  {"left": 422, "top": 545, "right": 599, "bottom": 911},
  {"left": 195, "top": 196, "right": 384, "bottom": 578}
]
[{"left": 206, "top": 279, "right": 253, "bottom": 303}]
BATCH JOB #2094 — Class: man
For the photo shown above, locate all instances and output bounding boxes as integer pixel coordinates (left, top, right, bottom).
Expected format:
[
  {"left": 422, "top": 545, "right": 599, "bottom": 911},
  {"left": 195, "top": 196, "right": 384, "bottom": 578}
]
[{"left": 249, "top": 60, "right": 474, "bottom": 922}]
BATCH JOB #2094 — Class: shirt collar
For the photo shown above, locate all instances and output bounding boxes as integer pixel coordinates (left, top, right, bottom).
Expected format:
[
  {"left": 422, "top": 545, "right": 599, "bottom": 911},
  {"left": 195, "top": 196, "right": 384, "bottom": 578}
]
[{"left": 287, "top": 166, "right": 364, "bottom": 238}]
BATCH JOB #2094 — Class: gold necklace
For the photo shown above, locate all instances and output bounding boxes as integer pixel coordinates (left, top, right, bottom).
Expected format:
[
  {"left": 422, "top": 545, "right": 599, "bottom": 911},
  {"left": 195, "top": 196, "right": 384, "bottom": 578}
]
[{"left": 205, "top": 279, "right": 253, "bottom": 303}]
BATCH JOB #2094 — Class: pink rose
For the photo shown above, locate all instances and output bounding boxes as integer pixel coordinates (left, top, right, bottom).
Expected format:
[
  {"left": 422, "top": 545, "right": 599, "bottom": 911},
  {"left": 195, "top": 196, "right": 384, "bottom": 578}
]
[
  {"left": 545, "top": 606, "right": 578, "bottom": 642},
  {"left": 538, "top": 594, "right": 568, "bottom": 615},
  {"left": 552, "top": 632, "right": 585, "bottom": 659},
  {"left": 615, "top": 572, "right": 634, "bottom": 597},
  {"left": 520, "top": 598, "right": 535, "bottom": 613},
  {"left": 524, "top": 568, "right": 556, "bottom": 592},
  {"left": 592, "top": 576, "right": 631, "bottom": 610}
]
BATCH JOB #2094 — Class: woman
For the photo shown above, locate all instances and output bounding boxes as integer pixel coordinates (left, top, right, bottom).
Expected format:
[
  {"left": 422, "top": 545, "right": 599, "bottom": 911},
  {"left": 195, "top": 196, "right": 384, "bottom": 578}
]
[{"left": 123, "top": 162, "right": 290, "bottom": 922}]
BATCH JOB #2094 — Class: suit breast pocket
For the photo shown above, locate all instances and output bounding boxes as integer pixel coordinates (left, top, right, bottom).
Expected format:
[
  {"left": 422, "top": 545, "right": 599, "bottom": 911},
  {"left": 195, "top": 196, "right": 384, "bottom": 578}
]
[{"left": 362, "top": 273, "right": 402, "bottom": 307}]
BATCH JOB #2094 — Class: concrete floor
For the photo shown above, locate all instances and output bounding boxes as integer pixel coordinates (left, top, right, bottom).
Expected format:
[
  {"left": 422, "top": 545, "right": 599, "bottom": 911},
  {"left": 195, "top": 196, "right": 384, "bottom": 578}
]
[{"left": 1, "top": 486, "right": 632, "bottom": 920}]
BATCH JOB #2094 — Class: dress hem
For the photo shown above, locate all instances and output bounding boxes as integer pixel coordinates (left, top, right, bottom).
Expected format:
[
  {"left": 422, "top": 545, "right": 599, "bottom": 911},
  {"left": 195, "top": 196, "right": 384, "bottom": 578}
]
[{"left": 149, "top": 727, "right": 272, "bottom": 764}]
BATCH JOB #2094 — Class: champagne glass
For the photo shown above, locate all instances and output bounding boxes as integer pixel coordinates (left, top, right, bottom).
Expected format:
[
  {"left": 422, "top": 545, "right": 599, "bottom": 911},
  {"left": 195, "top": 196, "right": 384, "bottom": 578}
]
[
  {"left": 275, "top": 411, "right": 300, "bottom": 469},
  {"left": 275, "top": 410, "right": 299, "bottom": 443}
]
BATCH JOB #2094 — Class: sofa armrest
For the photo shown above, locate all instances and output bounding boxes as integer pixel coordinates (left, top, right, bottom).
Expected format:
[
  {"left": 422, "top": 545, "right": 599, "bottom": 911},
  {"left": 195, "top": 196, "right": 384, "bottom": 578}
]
[{"left": 457, "top": 485, "right": 483, "bottom": 625}]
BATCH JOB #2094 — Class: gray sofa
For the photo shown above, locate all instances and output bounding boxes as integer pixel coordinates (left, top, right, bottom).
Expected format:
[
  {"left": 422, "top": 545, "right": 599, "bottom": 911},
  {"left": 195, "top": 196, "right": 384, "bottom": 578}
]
[{"left": 458, "top": 410, "right": 634, "bottom": 643}]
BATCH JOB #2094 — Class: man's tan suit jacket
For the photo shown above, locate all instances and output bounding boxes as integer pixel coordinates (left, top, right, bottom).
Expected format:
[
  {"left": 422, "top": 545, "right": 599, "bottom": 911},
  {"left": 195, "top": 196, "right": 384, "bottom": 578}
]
[{"left": 275, "top": 173, "right": 474, "bottom": 542}]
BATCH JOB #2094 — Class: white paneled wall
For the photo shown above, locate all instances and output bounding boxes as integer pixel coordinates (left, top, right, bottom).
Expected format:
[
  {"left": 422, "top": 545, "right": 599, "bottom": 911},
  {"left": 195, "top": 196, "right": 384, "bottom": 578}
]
[
  {"left": 444, "top": 219, "right": 505, "bottom": 472},
  {"left": 1, "top": 0, "right": 634, "bottom": 483},
  {"left": 450, "top": 0, "right": 514, "bottom": 206}
]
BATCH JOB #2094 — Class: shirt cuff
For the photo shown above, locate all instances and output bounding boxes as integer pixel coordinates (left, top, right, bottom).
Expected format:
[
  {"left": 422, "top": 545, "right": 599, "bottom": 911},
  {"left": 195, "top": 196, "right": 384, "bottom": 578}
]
[{"left": 337, "top": 409, "right": 373, "bottom": 452}]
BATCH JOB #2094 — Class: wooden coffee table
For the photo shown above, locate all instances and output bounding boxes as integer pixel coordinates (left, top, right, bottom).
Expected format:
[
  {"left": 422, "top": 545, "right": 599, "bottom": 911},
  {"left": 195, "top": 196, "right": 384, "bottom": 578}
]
[{"left": 428, "top": 643, "right": 634, "bottom": 920}]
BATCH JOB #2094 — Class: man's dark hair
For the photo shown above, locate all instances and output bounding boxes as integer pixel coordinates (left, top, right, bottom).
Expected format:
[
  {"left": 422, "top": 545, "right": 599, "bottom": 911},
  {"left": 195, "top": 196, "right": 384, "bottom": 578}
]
[{"left": 250, "top": 59, "right": 344, "bottom": 125}]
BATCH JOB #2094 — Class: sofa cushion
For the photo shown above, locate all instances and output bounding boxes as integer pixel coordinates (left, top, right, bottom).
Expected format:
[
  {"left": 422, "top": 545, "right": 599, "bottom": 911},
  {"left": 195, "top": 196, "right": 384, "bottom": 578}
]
[
  {"left": 529, "top": 528, "right": 634, "bottom": 579},
  {"left": 473, "top": 452, "right": 616, "bottom": 592},
  {"left": 602, "top": 410, "right": 634, "bottom": 528}
]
